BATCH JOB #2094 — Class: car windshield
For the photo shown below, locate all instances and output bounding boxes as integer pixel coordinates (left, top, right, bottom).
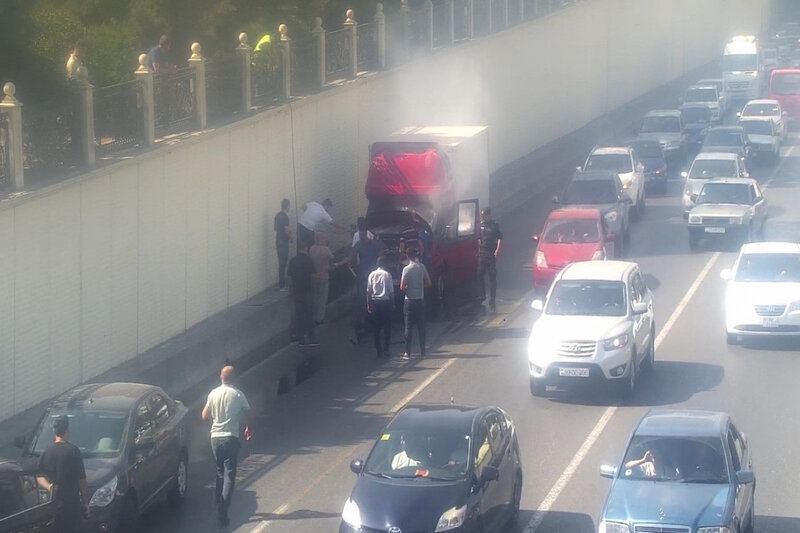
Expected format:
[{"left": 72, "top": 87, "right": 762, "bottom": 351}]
[
  {"left": 640, "top": 116, "right": 681, "bottom": 133},
  {"left": 771, "top": 73, "right": 800, "bottom": 95},
  {"left": 704, "top": 130, "right": 743, "bottom": 146},
  {"left": 697, "top": 183, "right": 751, "bottom": 205},
  {"left": 563, "top": 180, "right": 618, "bottom": 205},
  {"left": 546, "top": 280, "right": 627, "bottom": 317},
  {"left": 628, "top": 141, "right": 662, "bottom": 158},
  {"left": 688, "top": 160, "right": 738, "bottom": 179},
  {"left": 741, "top": 120, "right": 773, "bottom": 136},
  {"left": 699, "top": 80, "right": 724, "bottom": 93},
  {"left": 29, "top": 409, "right": 129, "bottom": 458},
  {"left": 364, "top": 429, "right": 471, "bottom": 481},
  {"left": 542, "top": 219, "right": 600, "bottom": 244},
  {"left": 585, "top": 154, "right": 633, "bottom": 173},
  {"left": 685, "top": 88, "right": 717, "bottom": 103},
  {"left": 682, "top": 107, "right": 712, "bottom": 124},
  {"left": 742, "top": 103, "right": 780, "bottom": 117},
  {"left": 620, "top": 436, "right": 729, "bottom": 484},
  {"left": 723, "top": 54, "right": 758, "bottom": 71},
  {"left": 735, "top": 253, "right": 800, "bottom": 282}
]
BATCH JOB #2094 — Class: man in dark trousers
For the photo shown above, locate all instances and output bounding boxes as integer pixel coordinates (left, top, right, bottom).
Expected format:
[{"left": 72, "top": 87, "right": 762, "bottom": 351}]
[
  {"left": 477, "top": 207, "right": 503, "bottom": 312},
  {"left": 367, "top": 254, "right": 395, "bottom": 357},
  {"left": 38, "top": 415, "right": 89, "bottom": 533},
  {"left": 289, "top": 238, "right": 318, "bottom": 346},
  {"left": 274, "top": 198, "right": 293, "bottom": 291},
  {"left": 350, "top": 219, "right": 383, "bottom": 344},
  {"left": 400, "top": 246, "right": 431, "bottom": 359}
]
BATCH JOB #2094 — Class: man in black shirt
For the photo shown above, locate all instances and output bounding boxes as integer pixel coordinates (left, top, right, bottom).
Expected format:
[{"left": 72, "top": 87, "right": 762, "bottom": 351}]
[
  {"left": 274, "top": 198, "right": 293, "bottom": 291},
  {"left": 478, "top": 207, "right": 503, "bottom": 312},
  {"left": 350, "top": 220, "right": 384, "bottom": 343},
  {"left": 38, "top": 415, "right": 89, "bottom": 533},
  {"left": 288, "top": 241, "right": 318, "bottom": 346}
]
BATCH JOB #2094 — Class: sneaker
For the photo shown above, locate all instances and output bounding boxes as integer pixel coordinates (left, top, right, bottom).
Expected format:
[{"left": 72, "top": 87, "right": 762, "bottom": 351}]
[
  {"left": 401, "top": 352, "right": 411, "bottom": 360},
  {"left": 308, "top": 340, "right": 320, "bottom": 347}
]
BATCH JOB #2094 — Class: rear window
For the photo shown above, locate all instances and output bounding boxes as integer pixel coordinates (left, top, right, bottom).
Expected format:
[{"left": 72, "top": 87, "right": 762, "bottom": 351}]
[
  {"left": 685, "top": 88, "right": 717, "bottom": 103},
  {"left": 585, "top": 153, "right": 632, "bottom": 173},
  {"left": 563, "top": 179, "right": 618, "bottom": 205},
  {"left": 641, "top": 116, "right": 681, "bottom": 133}
]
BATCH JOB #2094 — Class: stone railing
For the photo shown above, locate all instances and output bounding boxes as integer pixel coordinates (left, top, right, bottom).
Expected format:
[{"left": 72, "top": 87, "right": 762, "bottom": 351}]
[{"left": 0, "top": 0, "right": 580, "bottom": 190}]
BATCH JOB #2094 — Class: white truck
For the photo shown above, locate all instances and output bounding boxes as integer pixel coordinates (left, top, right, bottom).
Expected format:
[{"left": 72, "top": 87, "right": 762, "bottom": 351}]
[{"left": 723, "top": 35, "right": 762, "bottom": 102}]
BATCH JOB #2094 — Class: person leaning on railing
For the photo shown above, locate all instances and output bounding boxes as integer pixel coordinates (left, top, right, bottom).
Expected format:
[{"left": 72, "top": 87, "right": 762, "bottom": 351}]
[{"left": 147, "top": 35, "right": 177, "bottom": 74}]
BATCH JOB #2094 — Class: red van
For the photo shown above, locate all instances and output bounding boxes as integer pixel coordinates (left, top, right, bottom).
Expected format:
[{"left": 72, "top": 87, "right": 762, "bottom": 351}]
[{"left": 769, "top": 69, "right": 800, "bottom": 120}]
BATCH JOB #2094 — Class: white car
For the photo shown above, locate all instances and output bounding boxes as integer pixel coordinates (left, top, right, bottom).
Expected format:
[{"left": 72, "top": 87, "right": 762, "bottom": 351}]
[
  {"left": 697, "top": 78, "right": 729, "bottom": 115},
  {"left": 682, "top": 152, "right": 747, "bottom": 214},
  {"left": 738, "top": 99, "right": 787, "bottom": 141},
  {"left": 682, "top": 84, "right": 722, "bottom": 123},
  {"left": 527, "top": 261, "right": 655, "bottom": 398},
  {"left": 722, "top": 242, "right": 800, "bottom": 345},
  {"left": 738, "top": 116, "right": 780, "bottom": 162},
  {"left": 583, "top": 146, "right": 646, "bottom": 215}
]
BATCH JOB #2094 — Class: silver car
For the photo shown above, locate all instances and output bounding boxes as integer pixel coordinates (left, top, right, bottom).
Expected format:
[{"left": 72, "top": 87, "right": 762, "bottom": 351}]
[{"left": 687, "top": 178, "right": 767, "bottom": 250}]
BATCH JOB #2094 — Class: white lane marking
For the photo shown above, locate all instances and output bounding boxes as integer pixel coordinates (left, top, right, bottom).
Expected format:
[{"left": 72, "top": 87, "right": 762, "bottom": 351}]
[
  {"left": 389, "top": 358, "right": 458, "bottom": 413},
  {"left": 523, "top": 250, "right": 721, "bottom": 533}
]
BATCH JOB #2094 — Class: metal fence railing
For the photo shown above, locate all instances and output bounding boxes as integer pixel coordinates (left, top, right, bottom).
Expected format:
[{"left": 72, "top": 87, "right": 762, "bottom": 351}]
[
  {"left": 252, "top": 47, "right": 284, "bottom": 107},
  {"left": 326, "top": 27, "right": 351, "bottom": 82},
  {"left": 432, "top": 2, "right": 451, "bottom": 49},
  {"left": 292, "top": 36, "right": 318, "bottom": 96},
  {"left": 22, "top": 94, "right": 79, "bottom": 181},
  {"left": 454, "top": 0, "right": 471, "bottom": 41},
  {"left": 0, "top": 113, "right": 9, "bottom": 188},
  {"left": 490, "top": 0, "right": 507, "bottom": 33},
  {"left": 206, "top": 56, "right": 242, "bottom": 122},
  {"left": 94, "top": 79, "right": 143, "bottom": 157},
  {"left": 472, "top": 0, "right": 492, "bottom": 37},
  {"left": 154, "top": 67, "right": 195, "bottom": 137},
  {"left": 357, "top": 22, "right": 379, "bottom": 72}
]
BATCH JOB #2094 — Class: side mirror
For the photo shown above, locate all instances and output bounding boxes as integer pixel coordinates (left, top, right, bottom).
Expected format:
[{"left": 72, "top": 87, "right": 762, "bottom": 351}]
[
  {"left": 134, "top": 436, "right": 155, "bottom": 452},
  {"left": 735, "top": 470, "right": 755, "bottom": 485},
  {"left": 600, "top": 464, "right": 618, "bottom": 479},
  {"left": 680, "top": 171, "right": 689, "bottom": 178},
  {"left": 531, "top": 234, "right": 539, "bottom": 242},
  {"left": 552, "top": 196, "right": 561, "bottom": 205},
  {"left": 531, "top": 299, "right": 544, "bottom": 312},
  {"left": 13, "top": 435, "right": 26, "bottom": 449},
  {"left": 720, "top": 268, "right": 732, "bottom": 281},
  {"left": 736, "top": 111, "right": 742, "bottom": 117},
  {"left": 575, "top": 165, "right": 582, "bottom": 171},
  {"left": 481, "top": 465, "right": 500, "bottom": 483},
  {"left": 350, "top": 458, "right": 365, "bottom": 475},
  {"left": 632, "top": 301, "right": 648, "bottom": 315}
]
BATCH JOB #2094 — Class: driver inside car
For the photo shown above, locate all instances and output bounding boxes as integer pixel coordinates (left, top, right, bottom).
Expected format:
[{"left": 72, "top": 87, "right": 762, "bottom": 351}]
[{"left": 391, "top": 435, "right": 425, "bottom": 470}]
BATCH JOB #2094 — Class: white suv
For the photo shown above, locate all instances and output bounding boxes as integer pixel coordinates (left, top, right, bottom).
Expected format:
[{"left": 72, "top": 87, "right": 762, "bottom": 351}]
[
  {"left": 527, "top": 261, "right": 655, "bottom": 398},
  {"left": 582, "top": 146, "right": 646, "bottom": 216}
]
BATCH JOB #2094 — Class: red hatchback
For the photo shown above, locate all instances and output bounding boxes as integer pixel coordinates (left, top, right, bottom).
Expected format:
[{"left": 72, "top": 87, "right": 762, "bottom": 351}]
[{"left": 532, "top": 208, "right": 615, "bottom": 290}]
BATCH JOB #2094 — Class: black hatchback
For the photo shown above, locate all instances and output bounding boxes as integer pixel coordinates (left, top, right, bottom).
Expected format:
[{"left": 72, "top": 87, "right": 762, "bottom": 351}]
[
  {"left": 340, "top": 404, "right": 522, "bottom": 533},
  {"left": 16, "top": 383, "right": 189, "bottom": 533}
]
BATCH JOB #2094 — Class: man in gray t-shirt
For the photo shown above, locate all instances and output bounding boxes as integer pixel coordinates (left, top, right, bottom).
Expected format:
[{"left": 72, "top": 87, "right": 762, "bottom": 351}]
[
  {"left": 400, "top": 247, "right": 431, "bottom": 358},
  {"left": 202, "top": 366, "right": 252, "bottom": 526}
]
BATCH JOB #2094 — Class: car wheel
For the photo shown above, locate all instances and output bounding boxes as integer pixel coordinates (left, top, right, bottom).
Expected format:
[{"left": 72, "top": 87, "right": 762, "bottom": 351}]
[
  {"left": 642, "top": 326, "right": 655, "bottom": 371},
  {"left": 431, "top": 273, "right": 449, "bottom": 320},
  {"left": 621, "top": 351, "right": 637, "bottom": 400},
  {"left": 529, "top": 378, "right": 546, "bottom": 397},
  {"left": 726, "top": 332, "right": 742, "bottom": 345},
  {"left": 116, "top": 495, "right": 137, "bottom": 533},
  {"left": 167, "top": 453, "right": 188, "bottom": 508}
]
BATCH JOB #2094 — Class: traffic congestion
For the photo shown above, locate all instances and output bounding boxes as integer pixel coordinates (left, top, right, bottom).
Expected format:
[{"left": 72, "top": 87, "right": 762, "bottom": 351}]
[{"left": 4, "top": 18, "right": 800, "bottom": 533}]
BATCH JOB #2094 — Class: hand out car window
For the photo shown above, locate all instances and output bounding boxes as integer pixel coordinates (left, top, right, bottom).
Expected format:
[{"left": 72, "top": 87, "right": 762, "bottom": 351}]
[
  {"left": 621, "top": 436, "right": 728, "bottom": 483},
  {"left": 734, "top": 253, "right": 800, "bottom": 282}
]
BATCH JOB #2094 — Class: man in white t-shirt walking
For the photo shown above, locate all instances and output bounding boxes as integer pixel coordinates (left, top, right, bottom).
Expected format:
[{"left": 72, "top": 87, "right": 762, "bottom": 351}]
[{"left": 201, "top": 366, "right": 252, "bottom": 526}]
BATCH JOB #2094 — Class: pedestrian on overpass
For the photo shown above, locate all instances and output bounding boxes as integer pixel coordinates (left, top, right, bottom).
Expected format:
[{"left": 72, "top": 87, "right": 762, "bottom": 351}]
[
  {"left": 478, "top": 207, "right": 503, "bottom": 313},
  {"left": 202, "top": 366, "right": 252, "bottom": 527},
  {"left": 400, "top": 246, "right": 431, "bottom": 359}
]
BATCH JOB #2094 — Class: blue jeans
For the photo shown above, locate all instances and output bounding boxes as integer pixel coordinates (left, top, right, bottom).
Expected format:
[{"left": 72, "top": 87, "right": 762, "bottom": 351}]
[
  {"left": 403, "top": 299, "right": 426, "bottom": 356},
  {"left": 211, "top": 436, "right": 240, "bottom": 519}
]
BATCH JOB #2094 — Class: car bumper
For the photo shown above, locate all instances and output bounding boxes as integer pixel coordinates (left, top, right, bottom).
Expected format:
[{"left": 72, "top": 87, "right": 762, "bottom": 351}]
[
  {"left": 528, "top": 347, "right": 634, "bottom": 386},
  {"left": 689, "top": 225, "right": 748, "bottom": 239},
  {"left": 727, "top": 309, "right": 800, "bottom": 336},
  {"left": 645, "top": 172, "right": 667, "bottom": 186},
  {"left": 340, "top": 522, "right": 473, "bottom": 533},
  {"left": 82, "top": 499, "right": 122, "bottom": 532},
  {"left": 533, "top": 265, "right": 561, "bottom": 290}
]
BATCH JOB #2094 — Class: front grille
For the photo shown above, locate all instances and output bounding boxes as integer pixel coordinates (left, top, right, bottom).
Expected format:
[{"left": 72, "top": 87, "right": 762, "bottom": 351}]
[
  {"left": 755, "top": 304, "right": 786, "bottom": 316},
  {"left": 556, "top": 341, "right": 596, "bottom": 357},
  {"left": 701, "top": 217, "right": 730, "bottom": 225},
  {"left": 634, "top": 525, "right": 691, "bottom": 533}
]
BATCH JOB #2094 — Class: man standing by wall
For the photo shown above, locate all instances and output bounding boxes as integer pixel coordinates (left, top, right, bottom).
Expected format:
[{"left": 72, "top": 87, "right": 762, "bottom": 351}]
[
  {"left": 274, "top": 198, "right": 293, "bottom": 291},
  {"left": 38, "top": 415, "right": 89, "bottom": 533},
  {"left": 400, "top": 246, "right": 431, "bottom": 359},
  {"left": 477, "top": 207, "right": 503, "bottom": 313},
  {"left": 309, "top": 233, "right": 348, "bottom": 325},
  {"left": 202, "top": 366, "right": 252, "bottom": 527}
]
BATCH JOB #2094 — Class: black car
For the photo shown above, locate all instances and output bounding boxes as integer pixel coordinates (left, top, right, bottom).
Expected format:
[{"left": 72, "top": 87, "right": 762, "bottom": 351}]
[
  {"left": 341, "top": 404, "right": 522, "bottom": 533},
  {"left": 700, "top": 126, "right": 753, "bottom": 170},
  {"left": 555, "top": 170, "right": 631, "bottom": 253},
  {"left": 680, "top": 103, "right": 712, "bottom": 152},
  {"left": 16, "top": 383, "right": 189, "bottom": 533},
  {"left": 624, "top": 137, "right": 668, "bottom": 193},
  {"left": 0, "top": 458, "right": 55, "bottom": 532}
]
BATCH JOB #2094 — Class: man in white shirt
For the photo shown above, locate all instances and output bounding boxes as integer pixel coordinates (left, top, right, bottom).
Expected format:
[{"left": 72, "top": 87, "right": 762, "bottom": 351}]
[
  {"left": 201, "top": 366, "right": 252, "bottom": 526},
  {"left": 298, "top": 198, "right": 346, "bottom": 249},
  {"left": 367, "top": 254, "right": 394, "bottom": 357}
]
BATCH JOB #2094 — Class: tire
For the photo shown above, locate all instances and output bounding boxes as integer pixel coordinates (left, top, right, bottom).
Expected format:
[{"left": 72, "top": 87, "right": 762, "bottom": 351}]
[
  {"left": 167, "top": 453, "right": 188, "bottom": 508},
  {"left": 431, "top": 273, "right": 449, "bottom": 320},
  {"left": 727, "top": 332, "right": 741, "bottom": 345},
  {"left": 642, "top": 326, "right": 655, "bottom": 371},
  {"left": 621, "top": 351, "right": 637, "bottom": 400},
  {"left": 116, "top": 495, "right": 138, "bottom": 533},
  {"left": 529, "top": 378, "right": 546, "bottom": 397}
]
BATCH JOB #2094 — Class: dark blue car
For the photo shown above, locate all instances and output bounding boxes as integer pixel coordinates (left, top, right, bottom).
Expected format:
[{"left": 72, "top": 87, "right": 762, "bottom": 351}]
[
  {"left": 681, "top": 104, "right": 712, "bottom": 152},
  {"left": 599, "top": 409, "right": 755, "bottom": 533},
  {"left": 624, "top": 137, "right": 668, "bottom": 194}
]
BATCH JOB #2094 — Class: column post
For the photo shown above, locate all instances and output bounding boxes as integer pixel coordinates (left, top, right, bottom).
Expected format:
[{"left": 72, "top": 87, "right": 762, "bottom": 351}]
[
  {"left": 134, "top": 53, "right": 155, "bottom": 146},
  {"left": 0, "top": 83, "right": 24, "bottom": 190}
]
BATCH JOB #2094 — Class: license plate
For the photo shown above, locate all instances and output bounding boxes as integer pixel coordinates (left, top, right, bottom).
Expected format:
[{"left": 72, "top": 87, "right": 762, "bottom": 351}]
[
  {"left": 559, "top": 367, "right": 590, "bottom": 377},
  {"left": 763, "top": 317, "right": 780, "bottom": 328},
  {"left": 705, "top": 227, "right": 725, "bottom": 234}
]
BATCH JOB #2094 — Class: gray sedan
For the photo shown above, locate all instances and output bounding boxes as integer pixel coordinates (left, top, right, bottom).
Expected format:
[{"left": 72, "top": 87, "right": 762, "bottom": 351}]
[{"left": 687, "top": 178, "right": 767, "bottom": 250}]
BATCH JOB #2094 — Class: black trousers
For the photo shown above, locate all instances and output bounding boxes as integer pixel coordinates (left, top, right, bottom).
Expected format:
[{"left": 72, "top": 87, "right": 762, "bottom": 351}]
[
  {"left": 403, "top": 299, "right": 426, "bottom": 356},
  {"left": 371, "top": 299, "right": 393, "bottom": 356},
  {"left": 276, "top": 241, "right": 289, "bottom": 288},
  {"left": 478, "top": 253, "right": 497, "bottom": 306},
  {"left": 297, "top": 224, "right": 314, "bottom": 250},
  {"left": 294, "top": 293, "right": 317, "bottom": 343}
]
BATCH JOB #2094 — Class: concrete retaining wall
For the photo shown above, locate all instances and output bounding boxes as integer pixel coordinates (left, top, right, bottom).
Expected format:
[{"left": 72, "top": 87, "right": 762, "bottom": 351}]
[{"left": 0, "top": 0, "right": 769, "bottom": 420}]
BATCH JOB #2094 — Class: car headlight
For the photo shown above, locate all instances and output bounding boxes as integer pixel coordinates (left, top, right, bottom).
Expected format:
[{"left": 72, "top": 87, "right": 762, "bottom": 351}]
[
  {"left": 342, "top": 498, "right": 362, "bottom": 530},
  {"left": 599, "top": 520, "right": 630, "bottom": 533},
  {"left": 592, "top": 249, "right": 605, "bottom": 260},
  {"left": 697, "top": 528, "right": 731, "bottom": 533},
  {"left": 89, "top": 476, "right": 118, "bottom": 508},
  {"left": 787, "top": 301, "right": 800, "bottom": 312},
  {"left": 621, "top": 182, "right": 630, "bottom": 190},
  {"left": 688, "top": 215, "right": 702, "bottom": 224},
  {"left": 604, "top": 211, "right": 618, "bottom": 223},
  {"left": 435, "top": 505, "right": 468, "bottom": 532},
  {"left": 729, "top": 217, "right": 744, "bottom": 224},
  {"left": 603, "top": 333, "right": 629, "bottom": 351},
  {"left": 535, "top": 250, "right": 548, "bottom": 268}
]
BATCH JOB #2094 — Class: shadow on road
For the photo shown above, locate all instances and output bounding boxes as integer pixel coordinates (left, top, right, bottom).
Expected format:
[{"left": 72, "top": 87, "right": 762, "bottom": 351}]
[
  {"left": 754, "top": 515, "right": 800, "bottom": 533},
  {"left": 740, "top": 336, "right": 800, "bottom": 352},
  {"left": 513, "top": 509, "right": 595, "bottom": 533}
]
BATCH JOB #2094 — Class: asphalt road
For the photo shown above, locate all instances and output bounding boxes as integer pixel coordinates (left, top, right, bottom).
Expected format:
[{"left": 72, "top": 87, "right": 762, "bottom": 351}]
[{"left": 137, "top": 101, "right": 800, "bottom": 532}]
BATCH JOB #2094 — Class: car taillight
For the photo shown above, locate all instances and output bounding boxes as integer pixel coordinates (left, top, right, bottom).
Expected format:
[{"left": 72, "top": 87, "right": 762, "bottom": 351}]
[{"left": 535, "top": 250, "right": 547, "bottom": 268}]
